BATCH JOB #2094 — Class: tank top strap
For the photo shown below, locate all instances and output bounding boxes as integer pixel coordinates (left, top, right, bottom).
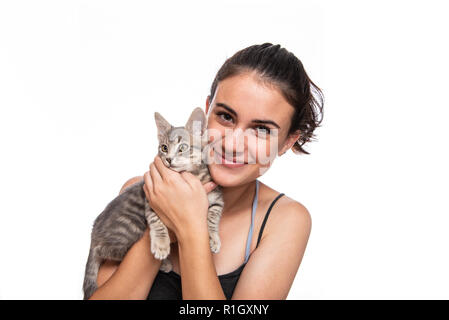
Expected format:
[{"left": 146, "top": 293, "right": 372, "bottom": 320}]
[
  {"left": 244, "top": 179, "right": 259, "bottom": 264},
  {"left": 243, "top": 180, "right": 286, "bottom": 264},
  {"left": 256, "top": 192, "right": 285, "bottom": 248}
]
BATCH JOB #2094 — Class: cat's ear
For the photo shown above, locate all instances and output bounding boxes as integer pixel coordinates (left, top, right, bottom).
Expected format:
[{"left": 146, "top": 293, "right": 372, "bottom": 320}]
[
  {"left": 154, "top": 112, "right": 173, "bottom": 141},
  {"left": 185, "top": 107, "right": 207, "bottom": 136}
]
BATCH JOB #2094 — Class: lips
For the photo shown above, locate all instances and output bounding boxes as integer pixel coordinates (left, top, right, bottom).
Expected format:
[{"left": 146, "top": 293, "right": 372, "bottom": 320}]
[{"left": 213, "top": 149, "right": 248, "bottom": 167}]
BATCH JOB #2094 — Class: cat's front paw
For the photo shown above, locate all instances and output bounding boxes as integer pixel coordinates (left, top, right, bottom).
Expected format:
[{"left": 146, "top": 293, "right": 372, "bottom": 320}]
[
  {"left": 209, "top": 233, "right": 221, "bottom": 253},
  {"left": 159, "top": 258, "right": 173, "bottom": 273},
  {"left": 151, "top": 237, "right": 171, "bottom": 260}
]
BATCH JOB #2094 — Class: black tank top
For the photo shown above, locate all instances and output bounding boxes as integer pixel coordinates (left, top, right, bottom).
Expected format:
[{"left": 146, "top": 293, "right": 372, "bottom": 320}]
[{"left": 147, "top": 180, "right": 285, "bottom": 300}]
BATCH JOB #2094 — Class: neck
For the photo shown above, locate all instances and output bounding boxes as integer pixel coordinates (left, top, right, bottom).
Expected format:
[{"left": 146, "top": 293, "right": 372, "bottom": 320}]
[{"left": 220, "top": 180, "right": 257, "bottom": 214}]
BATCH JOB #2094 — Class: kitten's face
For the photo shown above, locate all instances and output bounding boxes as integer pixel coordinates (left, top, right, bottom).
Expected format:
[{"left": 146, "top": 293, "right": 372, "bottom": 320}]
[
  {"left": 154, "top": 108, "right": 207, "bottom": 172},
  {"left": 156, "top": 127, "right": 195, "bottom": 172}
]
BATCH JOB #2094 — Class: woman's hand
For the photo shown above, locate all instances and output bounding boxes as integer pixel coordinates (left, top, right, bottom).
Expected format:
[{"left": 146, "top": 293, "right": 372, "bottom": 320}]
[{"left": 142, "top": 155, "right": 218, "bottom": 243}]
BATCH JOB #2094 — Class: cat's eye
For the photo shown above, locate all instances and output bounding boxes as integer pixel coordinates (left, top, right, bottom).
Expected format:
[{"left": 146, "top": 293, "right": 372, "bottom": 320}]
[
  {"left": 160, "top": 144, "right": 168, "bottom": 153},
  {"left": 178, "top": 143, "right": 189, "bottom": 153}
]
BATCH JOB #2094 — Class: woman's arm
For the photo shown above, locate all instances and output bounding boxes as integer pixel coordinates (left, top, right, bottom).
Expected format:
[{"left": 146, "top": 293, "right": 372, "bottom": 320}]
[
  {"left": 177, "top": 225, "right": 227, "bottom": 300},
  {"left": 231, "top": 200, "right": 312, "bottom": 299},
  {"left": 88, "top": 177, "right": 161, "bottom": 300},
  {"left": 89, "top": 226, "right": 161, "bottom": 300}
]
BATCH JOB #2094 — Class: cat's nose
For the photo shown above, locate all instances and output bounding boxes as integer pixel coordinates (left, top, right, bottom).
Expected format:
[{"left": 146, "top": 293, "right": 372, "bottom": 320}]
[{"left": 166, "top": 158, "right": 172, "bottom": 165}]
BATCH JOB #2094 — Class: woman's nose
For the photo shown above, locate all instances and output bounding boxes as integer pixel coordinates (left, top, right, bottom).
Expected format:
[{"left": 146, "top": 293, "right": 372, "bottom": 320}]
[{"left": 223, "top": 127, "right": 246, "bottom": 154}]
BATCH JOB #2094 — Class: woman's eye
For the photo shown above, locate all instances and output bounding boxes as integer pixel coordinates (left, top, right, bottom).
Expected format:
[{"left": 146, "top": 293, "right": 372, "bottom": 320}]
[
  {"left": 255, "top": 126, "right": 271, "bottom": 135},
  {"left": 178, "top": 143, "right": 189, "bottom": 153},
  {"left": 217, "top": 112, "right": 233, "bottom": 122},
  {"left": 160, "top": 144, "right": 168, "bottom": 153}
]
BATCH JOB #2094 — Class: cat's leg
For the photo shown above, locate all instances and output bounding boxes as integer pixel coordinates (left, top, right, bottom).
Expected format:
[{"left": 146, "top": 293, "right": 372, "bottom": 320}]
[
  {"left": 145, "top": 203, "right": 171, "bottom": 260},
  {"left": 207, "top": 202, "right": 224, "bottom": 253},
  {"left": 149, "top": 216, "right": 171, "bottom": 260}
]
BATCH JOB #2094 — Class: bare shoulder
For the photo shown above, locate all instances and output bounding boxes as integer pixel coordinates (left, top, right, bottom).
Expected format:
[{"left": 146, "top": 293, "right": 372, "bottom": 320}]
[
  {"left": 119, "top": 176, "right": 144, "bottom": 194},
  {"left": 259, "top": 183, "right": 312, "bottom": 240},
  {"left": 280, "top": 196, "right": 311, "bottom": 224},
  {"left": 270, "top": 196, "right": 311, "bottom": 236}
]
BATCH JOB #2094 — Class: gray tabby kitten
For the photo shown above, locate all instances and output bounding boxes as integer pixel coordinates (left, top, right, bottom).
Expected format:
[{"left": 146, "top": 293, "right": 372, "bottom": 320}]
[{"left": 82, "top": 107, "right": 224, "bottom": 300}]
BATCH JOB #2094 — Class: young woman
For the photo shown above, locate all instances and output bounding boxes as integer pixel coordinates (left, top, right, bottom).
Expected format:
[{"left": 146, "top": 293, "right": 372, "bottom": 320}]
[{"left": 88, "top": 43, "right": 324, "bottom": 300}]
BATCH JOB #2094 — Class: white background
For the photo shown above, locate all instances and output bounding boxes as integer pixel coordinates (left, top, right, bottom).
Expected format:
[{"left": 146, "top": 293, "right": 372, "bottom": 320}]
[{"left": 0, "top": 0, "right": 448, "bottom": 299}]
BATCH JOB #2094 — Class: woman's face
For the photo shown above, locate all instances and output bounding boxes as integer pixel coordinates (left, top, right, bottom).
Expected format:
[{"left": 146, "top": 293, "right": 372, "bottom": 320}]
[{"left": 205, "top": 71, "right": 300, "bottom": 187}]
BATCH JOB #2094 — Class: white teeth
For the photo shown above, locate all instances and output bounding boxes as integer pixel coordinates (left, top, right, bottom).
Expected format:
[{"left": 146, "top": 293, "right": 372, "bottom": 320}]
[{"left": 213, "top": 147, "right": 246, "bottom": 164}]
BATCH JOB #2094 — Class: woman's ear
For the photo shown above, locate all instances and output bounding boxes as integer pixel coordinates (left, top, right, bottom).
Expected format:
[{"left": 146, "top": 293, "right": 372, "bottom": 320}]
[{"left": 279, "top": 130, "right": 301, "bottom": 156}]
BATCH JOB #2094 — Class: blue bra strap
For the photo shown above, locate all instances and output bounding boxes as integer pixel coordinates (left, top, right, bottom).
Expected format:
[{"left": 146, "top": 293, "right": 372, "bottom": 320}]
[{"left": 244, "top": 179, "right": 259, "bottom": 264}]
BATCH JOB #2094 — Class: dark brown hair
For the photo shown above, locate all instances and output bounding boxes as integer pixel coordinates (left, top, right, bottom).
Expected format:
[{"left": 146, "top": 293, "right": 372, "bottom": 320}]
[{"left": 208, "top": 43, "right": 324, "bottom": 155}]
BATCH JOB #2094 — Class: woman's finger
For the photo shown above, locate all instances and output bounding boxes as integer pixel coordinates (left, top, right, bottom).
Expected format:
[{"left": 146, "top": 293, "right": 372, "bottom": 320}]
[
  {"left": 203, "top": 181, "right": 218, "bottom": 193},
  {"left": 143, "top": 183, "right": 150, "bottom": 201},
  {"left": 180, "top": 171, "right": 197, "bottom": 189},
  {"left": 181, "top": 171, "right": 214, "bottom": 193},
  {"left": 149, "top": 161, "right": 163, "bottom": 186},
  {"left": 153, "top": 155, "right": 178, "bottom": 183},
  {"left": 143, "top": 171, "right": 153, "bottom": 196}
]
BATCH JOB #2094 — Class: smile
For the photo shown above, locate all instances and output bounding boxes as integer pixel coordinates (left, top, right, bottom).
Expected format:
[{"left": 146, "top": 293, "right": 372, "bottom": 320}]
[{"left": 213, "top": 149, "right": 248, "bottom": 168}]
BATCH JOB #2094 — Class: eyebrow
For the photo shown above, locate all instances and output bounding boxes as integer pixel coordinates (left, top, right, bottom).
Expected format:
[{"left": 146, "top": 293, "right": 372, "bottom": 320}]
[{"left": 215, "top": 102, "right": 281, "bottom": 129}]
